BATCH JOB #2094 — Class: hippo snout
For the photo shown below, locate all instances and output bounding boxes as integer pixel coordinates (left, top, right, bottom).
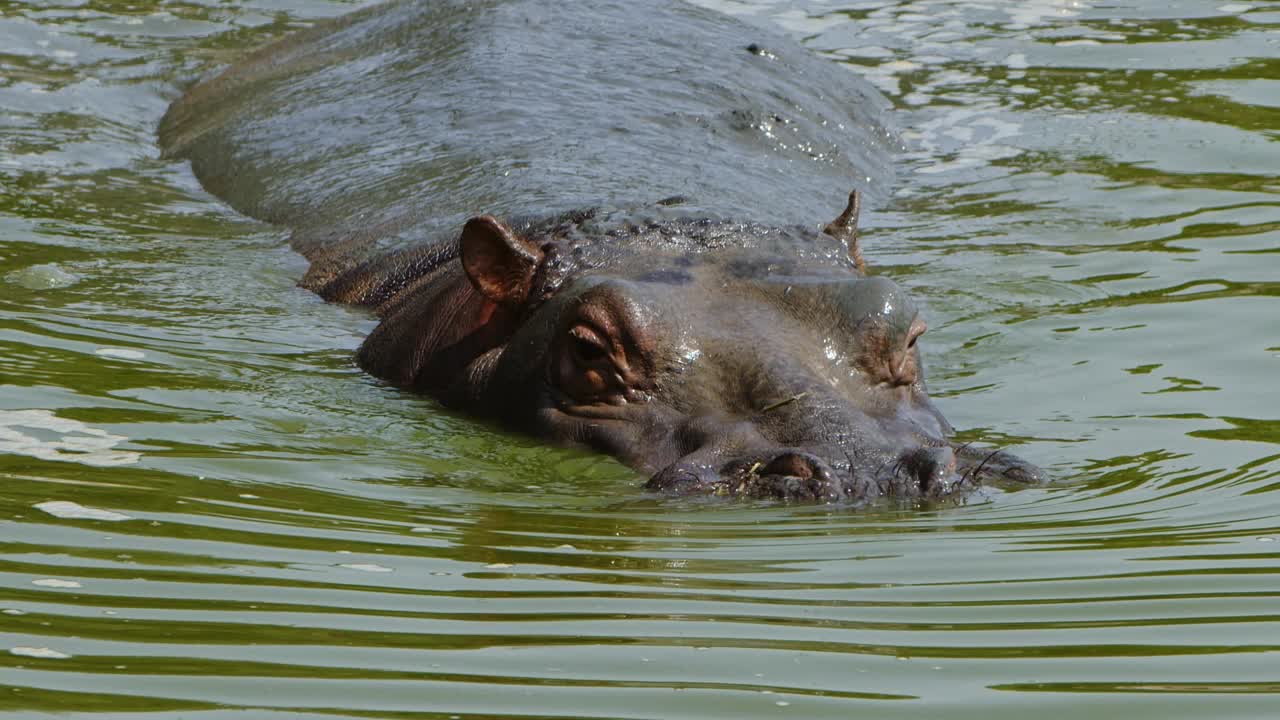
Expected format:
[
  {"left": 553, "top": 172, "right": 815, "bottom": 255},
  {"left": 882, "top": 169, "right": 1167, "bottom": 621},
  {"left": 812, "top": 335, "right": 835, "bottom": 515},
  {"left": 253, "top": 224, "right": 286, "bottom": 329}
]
[
  {"left": 645, "top": 444, "right": 972, "bottom": 503},
  {"left": 646, "top": 450, "right": 852, "bottom": 502},
  {"left": 896, "top": 445, "right": 958, "bottom": 497},
  {"left": 743, "top": 451, "right": 851, "bottom": 502}
]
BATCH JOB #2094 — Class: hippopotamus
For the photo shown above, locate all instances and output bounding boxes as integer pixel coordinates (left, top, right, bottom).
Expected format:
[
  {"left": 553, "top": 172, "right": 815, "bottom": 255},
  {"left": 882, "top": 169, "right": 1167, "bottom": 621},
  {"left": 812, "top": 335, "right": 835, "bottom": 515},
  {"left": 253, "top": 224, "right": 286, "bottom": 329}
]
[{"left": 159, "top": 0, "right": 1044, "bottom": 502}]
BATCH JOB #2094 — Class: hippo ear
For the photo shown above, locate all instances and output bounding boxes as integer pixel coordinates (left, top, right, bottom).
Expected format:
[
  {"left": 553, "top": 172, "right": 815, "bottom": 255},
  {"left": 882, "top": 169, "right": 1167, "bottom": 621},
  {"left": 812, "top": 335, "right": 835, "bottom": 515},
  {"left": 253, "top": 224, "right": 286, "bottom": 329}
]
[
  {"left": 823, "top": 189, "right": 866, "bottom": 274},
  {"left": 459, "top": 215, "right": 544, "bottom": 304}
]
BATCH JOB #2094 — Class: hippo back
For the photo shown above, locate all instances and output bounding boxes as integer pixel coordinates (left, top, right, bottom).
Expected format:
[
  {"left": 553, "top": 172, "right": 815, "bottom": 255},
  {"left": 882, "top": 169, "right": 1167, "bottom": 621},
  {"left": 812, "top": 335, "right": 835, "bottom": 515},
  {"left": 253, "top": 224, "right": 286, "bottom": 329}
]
[{"left": 159, "top": 0, "right": 895, "bottom": 279}]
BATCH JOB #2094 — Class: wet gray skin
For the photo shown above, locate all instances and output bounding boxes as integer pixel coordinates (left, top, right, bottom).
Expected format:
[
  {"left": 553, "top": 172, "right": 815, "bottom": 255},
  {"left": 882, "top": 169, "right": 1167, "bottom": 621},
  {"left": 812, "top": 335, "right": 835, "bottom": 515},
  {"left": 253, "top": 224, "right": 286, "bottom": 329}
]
[
  {"left": 159, "top": 0, "right": 1045, "bottom": 502},
  {"left": 373, "top": 212, "right": 1042, "bottom": 502}
]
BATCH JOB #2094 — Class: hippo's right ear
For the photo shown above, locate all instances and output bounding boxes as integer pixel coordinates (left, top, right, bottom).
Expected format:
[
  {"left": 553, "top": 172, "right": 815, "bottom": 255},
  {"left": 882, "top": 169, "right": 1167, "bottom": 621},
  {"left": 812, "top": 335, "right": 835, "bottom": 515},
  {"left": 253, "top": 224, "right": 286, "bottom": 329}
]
[{"left": 459, "top": 215, "right": 544, "bottom": 305}]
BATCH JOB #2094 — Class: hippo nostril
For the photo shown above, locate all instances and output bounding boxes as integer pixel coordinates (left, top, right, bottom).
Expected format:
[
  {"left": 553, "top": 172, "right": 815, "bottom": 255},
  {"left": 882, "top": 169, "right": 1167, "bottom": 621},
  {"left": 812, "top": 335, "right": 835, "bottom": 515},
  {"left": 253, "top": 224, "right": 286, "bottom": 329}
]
[
  {"left": 900, "top": 446, "right": 957, "bottom": 495},
  {"left": 762, "top": 452, "right": 816, "bottom": 479},
  {"left": 749, "top": 451, "right": 850, "bottom": 502},
  {"left": 646, "top": 462, "right": 719, "bottom": 494}
]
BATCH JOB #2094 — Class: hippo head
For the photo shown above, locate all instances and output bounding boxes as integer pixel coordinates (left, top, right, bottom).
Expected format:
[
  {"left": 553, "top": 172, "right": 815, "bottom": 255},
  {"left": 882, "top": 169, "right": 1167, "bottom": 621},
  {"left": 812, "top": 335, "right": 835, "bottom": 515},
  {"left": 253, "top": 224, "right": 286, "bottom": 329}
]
[{"left": 355, "top": 197, "right": 1043, "bottom": 503}]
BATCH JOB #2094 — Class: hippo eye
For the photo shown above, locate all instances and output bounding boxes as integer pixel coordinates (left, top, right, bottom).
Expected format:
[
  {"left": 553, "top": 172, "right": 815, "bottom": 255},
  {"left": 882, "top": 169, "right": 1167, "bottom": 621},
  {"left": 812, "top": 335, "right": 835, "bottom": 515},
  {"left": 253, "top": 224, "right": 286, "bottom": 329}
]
[
  {"left": 568, "top": 325, "right": 610, "bottom": 365},
  {"left": 558, "top": 323, "right": 624, "bottom": 402},
  {"left": 573, "top": 336, "right": 607, "bottom": 363}
]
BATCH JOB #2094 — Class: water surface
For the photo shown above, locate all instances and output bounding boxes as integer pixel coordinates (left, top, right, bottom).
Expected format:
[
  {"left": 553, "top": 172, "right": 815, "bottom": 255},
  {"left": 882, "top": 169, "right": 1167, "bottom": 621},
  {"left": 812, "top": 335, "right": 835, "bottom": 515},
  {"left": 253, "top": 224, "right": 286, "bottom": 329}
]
[{"left": 1, "top": 0, "right": 1278, "bottom": 717}]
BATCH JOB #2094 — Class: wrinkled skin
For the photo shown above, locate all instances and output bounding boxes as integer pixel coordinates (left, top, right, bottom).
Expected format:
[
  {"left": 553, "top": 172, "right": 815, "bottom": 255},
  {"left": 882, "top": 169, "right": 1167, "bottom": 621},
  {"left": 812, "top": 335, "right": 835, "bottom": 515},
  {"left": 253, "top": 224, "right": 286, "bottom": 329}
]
[
  {"left": 158, "top": 0, "right": 1045, "bottom": 502},
  {"left": 343, "top": 206, "right": 1043, "bottom": 502}
]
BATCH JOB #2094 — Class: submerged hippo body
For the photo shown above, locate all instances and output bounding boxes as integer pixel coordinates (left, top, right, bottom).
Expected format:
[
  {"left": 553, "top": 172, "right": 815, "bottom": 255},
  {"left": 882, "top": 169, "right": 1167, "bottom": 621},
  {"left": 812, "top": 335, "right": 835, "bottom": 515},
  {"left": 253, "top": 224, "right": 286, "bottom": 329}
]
[{"left": 160, "top": 0, "right": 1044, "bottom": 502}]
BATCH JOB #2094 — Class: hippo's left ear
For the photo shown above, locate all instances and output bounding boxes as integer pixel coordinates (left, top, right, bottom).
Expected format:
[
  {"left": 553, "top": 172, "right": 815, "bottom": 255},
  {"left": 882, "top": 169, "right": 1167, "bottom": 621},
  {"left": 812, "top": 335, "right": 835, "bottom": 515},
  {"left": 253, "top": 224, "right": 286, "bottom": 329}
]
[
  {"left": 823, "top": 189, "right": 866, "bottom": 274},
  {"left": 459, "top": 215, "right": 544, "bottom": 305}
]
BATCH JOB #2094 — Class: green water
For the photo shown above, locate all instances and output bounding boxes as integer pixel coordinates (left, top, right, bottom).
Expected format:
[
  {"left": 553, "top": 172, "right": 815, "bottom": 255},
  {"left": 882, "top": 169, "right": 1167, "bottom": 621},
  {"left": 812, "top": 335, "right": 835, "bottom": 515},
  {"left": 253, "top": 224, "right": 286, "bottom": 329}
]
[{"left": 1, "top": 0, "right": 1278, "bottom": 717}]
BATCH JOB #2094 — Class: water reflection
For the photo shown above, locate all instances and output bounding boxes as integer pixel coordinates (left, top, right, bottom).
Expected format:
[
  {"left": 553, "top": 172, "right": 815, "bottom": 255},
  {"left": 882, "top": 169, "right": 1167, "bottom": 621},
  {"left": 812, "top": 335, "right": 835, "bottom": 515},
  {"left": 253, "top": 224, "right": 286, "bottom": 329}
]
[{"left": 2, "top": 0, "right": 1279, "bottom": 717}]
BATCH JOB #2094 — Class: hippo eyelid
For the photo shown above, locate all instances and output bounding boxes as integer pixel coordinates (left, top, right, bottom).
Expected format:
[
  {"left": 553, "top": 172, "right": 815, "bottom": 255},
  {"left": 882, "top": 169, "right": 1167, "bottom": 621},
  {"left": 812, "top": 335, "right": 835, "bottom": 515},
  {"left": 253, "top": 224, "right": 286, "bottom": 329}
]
[{"left": 568, "top": 324, "right": 610, "bottom": 362}]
